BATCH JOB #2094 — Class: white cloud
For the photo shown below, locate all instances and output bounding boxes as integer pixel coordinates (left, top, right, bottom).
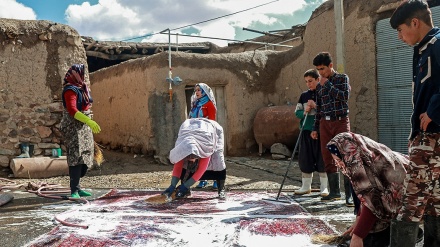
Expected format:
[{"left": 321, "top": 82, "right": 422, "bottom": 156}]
[
  {"left": 65, "top": 0, "right": 325, "bottom": 46},
  {"left": 0, "top": 0, "right": 326, "bottom": 46},
  {"left": 0, "top": 0, "right": 36, "bottom": 20}
]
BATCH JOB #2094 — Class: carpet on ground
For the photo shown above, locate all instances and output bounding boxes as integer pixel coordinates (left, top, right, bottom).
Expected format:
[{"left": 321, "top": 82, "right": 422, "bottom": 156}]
[{"left": 27, "top": 189, "right": 338, "bottom": 247}]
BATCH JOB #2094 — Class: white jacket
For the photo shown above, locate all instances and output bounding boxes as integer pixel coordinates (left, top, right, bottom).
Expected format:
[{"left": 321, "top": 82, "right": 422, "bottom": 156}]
[{"left": 169, "top": 118, "right": 226, "bottom": 171}]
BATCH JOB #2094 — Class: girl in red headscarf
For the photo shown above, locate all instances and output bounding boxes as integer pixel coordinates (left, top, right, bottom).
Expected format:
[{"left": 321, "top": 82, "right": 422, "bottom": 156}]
[{"left": 60, "top": 64, "right": 101, "bottom": 199}]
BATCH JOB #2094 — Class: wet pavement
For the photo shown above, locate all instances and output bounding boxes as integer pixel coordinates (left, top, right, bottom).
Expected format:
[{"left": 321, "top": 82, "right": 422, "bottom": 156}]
[{"left": 0, "top": 189, "right": 110, "bottom": 247}]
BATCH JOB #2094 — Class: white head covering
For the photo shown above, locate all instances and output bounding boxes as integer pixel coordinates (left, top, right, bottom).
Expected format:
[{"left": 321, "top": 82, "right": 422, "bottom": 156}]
[{"left": 190, "top": 83, "right": 217, "bottom": 110}]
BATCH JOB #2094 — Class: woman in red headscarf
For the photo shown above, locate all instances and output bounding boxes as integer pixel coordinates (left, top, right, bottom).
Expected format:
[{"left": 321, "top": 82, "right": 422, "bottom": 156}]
[{"left": 60, "top": 64, "right": 101, "bottom": 199}]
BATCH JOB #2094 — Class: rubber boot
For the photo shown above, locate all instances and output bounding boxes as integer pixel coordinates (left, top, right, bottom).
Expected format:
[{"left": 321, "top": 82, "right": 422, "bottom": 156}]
[
  {"left": 389, "top": 219, "right": 419, "bottom": 247},
  {"left": 69, "top": 165, "right": 82, "bottom": 194},
  {"left": 217, "top": 180, "right": 226, "bottom": 200},
  {"left": 321, "top": 172, "right": 341, "bottom": 201},
  {"left": 16, "top": 143, "right": 30, "bottom": 158},
  {"left": 196, "top": 180, "right": 208, "bottom": 188},
  {"left": 78, "top": 190, "right": 92, "bottom": 197},
  {"left": 70, "top": 192, "right": 80, "bottom": 199},
  {"left": 344, "top": 175, "right": 354, "bottom": 207},
  {"left": 212, "top": 180, "right": 218, "bottom": 190},
  {"left": 294, "top": 173, "right": 312, "bottom": 195},
  {"left": 424, "top": 215, "right": 440, "bottom": 246},
  {"left": 319, "top": 172, "right": 329, "bottom": 197}
]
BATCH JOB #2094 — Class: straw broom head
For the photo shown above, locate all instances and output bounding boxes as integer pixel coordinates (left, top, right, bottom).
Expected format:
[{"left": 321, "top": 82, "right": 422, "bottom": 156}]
[
  {"left": 310, "top": 234, "right": 351, "bottom": 245},
  {"left": 94, "top": 141, "right": 105, "bottom": 166}
]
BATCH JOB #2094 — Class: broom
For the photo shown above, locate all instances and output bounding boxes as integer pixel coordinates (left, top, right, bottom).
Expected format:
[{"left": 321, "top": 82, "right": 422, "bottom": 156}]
[
  {"left": 145, "top": 191, "right": 177, "bottom": 204},
  {"left": 263, "top": 113, "right": 308, "bottom": 203},
  {"left": 310, "top": 233, "right": 351, "bottom": 245},
  {"left": 93, "top": 141, "right": 105, "bottom": 166},
  {"left": 145, "top": 158, "right": 197, "bottom": 204}
]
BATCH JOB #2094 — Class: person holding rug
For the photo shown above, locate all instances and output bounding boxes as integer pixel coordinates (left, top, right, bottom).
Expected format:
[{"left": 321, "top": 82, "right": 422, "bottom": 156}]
[
  {"left": 60, "top": 64, "right": 101, "bottom": 199},
  {"left": 326, "top": 132, "right": 410, "bottom": 247},
  {"left": 162, "top": 118, "right": 227, "bottom": 199}
]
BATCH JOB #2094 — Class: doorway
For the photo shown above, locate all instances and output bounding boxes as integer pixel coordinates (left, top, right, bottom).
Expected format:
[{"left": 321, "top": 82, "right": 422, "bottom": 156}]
[{"left": 185, "top": 85, "right": 228, "bottom": 154}]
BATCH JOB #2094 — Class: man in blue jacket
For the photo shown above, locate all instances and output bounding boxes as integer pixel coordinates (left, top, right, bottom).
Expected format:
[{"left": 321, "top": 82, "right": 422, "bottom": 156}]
[{"left": 389, "top": 1, "right": 440, "bottom": 246}]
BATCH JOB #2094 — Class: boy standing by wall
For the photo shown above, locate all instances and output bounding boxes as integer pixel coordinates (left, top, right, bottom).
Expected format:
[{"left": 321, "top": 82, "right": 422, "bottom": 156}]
[
  {"left": 294, "top": 69, "right": 329, "bottom": 197},
  {"left": 389, "top": 1, "right": 440, "bottom": 246},
  {"left": 311, "top": 52, "right": 354, "bottom": 206}
]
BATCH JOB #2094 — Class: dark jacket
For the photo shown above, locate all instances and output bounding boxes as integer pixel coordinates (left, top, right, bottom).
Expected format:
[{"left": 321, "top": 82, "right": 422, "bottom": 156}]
[{"left": 411, "top": 27, "right": 440, "bottom": 139}]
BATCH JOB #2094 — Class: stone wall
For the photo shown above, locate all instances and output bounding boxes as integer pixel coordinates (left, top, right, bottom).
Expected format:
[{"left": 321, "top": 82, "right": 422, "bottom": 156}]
[{"left": 0, "top": 18, "right": 87, "bottom": 167}]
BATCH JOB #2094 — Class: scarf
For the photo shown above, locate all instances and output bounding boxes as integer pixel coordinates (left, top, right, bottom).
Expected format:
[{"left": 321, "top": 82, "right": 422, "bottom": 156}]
[
  {"left": 327, "top": 132, "right": 409, "bottom": 230},
  {"left": 62, "top": 64, "right": 93, "bottom": 110},
  {"left": 189, "top": 92, "right": 210, "bottom": 118}
]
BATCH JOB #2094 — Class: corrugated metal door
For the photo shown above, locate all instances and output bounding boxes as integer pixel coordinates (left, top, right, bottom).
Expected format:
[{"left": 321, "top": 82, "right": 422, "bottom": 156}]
[{"left": 376, "top": 6, "right": 440, "bottom": 153}]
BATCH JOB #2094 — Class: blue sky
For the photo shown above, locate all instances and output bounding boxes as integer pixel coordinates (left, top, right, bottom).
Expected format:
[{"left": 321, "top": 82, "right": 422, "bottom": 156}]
[
  {"left": 14, "top": 0, "right": 98, "bottom": 24},
  {"left": 0, "top": 0, "right": 326, "bottom": 46}
]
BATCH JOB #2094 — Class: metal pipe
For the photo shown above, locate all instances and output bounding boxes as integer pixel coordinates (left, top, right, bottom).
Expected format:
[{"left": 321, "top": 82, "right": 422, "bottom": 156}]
[
  {"left": 159, "top": 31, "right": 294, "bottom": 48},
  {"left": 166, "top": 28, "right": 173, "bottom": 102},
  {"left": 268, "top": 28, "right": 295, "bottom": 33},
  {"left": 263, "top": 112, "right": 309, "bottom": 203},
  {"left": 176, "top": 33, "right": 179, "bottom": 52},
  {"left": 242, "top": 27, "right": 284, "bottom": 37},
  {"left": 255, "top": 36, "right": 302, "bottom": 50}
]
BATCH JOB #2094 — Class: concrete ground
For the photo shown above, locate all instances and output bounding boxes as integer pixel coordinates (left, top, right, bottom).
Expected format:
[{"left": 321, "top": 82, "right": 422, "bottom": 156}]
[
  {"left": 0, "top": 188, "right": 355, "bottom": 247},
  {"left": 0, "top": 154, "right": 424, "bottom": 246}
]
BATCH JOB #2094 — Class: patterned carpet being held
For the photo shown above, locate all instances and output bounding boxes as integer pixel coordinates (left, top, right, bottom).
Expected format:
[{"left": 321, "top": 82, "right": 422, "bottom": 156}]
[{"left": 27, "top": 189, "right": 338, "bottom": 247}]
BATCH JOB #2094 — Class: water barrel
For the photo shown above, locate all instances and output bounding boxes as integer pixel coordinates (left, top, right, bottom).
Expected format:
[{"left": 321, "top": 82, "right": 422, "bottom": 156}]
[{"left": 253, "top": 105, "right": 300, "bottom": 151}]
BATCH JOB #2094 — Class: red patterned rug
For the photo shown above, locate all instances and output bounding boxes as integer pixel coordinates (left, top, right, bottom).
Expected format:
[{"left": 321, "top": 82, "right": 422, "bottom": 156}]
[{"left": 27, "top": 189, "right": 337, "bottom": 247}]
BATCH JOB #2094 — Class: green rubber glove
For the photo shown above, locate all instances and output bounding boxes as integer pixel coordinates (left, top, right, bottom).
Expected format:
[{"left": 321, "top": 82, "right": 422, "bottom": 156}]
[{"left": 74, "top": 111, "right": 101, "bottom": 134}]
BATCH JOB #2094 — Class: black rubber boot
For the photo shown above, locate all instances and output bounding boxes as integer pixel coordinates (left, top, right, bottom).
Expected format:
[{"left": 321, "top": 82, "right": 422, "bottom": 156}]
[
  {"left": 217, "top": 180, "right": 226, "bottom": 200},
  {"left": 344, "top": 175, "right": 354, "bottom": 207},
  {"left": 389, "top": 219, "right": 419, "bottom": 247},
  {"left": 80, "top": 164, "right": 88, "bottom": 177},
  {"left": 321, "top": 172, "right": 341, "bottom": 201},
  {"left": 69, "top": 165, "right": 82, "bottom": 194},
  {"left": 424, "top": 215, "right": 440, "bottom": 246}
]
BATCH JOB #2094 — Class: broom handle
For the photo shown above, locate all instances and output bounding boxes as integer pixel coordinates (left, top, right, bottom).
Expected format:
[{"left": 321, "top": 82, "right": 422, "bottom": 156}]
[{"left": 275, "top": 112, "right": 309, "bottom": 200}]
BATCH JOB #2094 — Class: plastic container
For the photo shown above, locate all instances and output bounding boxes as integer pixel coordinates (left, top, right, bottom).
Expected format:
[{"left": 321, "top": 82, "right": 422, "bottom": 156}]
[{"left": 52, "top": 148, "right": 62, "bottom": 157}]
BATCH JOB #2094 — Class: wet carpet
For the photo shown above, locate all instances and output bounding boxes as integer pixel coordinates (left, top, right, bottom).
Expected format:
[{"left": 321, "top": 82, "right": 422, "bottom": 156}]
[{"left": 27, "top": 189, "right": 337, "bottom": 247}]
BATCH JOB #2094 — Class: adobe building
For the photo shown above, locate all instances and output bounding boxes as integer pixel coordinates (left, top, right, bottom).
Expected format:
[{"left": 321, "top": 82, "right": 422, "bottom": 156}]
[
  {"left": 90, "top": 0, "right": 415, "bottom": 163},
  {"left": 0, "top": 18, "right": 87, "bottom": 167},
  {"left": 1, "top": 0, "right": 436, "bottom": 166}
]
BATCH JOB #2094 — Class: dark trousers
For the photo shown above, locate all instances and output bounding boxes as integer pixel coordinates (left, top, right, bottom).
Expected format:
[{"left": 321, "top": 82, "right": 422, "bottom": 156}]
[
  {"left": 181, "top": 168, "right": 227, "bottom": 181},
  {"left": 363, "top": 226, "right": 390, "bottom": 247},
  {"left": 69, "top": 164, "right": 88, "bottom": 194},
  {"left": 298, "top": 130, "right": 325, "bottom": 173}
]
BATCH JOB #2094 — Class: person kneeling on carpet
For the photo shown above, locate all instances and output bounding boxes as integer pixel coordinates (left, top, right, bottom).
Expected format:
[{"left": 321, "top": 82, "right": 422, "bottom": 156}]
[
  {"left": 327, "top": 132, "right": 423, "bottom": 247},
  {"left": 162, "top": 118, "right": 227, "bottom": 199}
]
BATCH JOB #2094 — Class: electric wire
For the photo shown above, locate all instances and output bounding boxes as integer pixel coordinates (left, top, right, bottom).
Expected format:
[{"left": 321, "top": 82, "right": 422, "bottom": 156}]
[{"left": 121, "top": 0, "right": 279, "bottom": 42}]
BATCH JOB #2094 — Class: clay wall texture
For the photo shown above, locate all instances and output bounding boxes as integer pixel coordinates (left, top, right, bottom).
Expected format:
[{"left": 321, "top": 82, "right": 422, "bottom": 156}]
[
  {"left": 0, "top": 18, "right": 87, "bottom": 167},
  {"left": 0, "top": 0, "right": 401, "bottom": 166},
  {"left": 91, "top": 0, "right": 397, "bottom": 163}
]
